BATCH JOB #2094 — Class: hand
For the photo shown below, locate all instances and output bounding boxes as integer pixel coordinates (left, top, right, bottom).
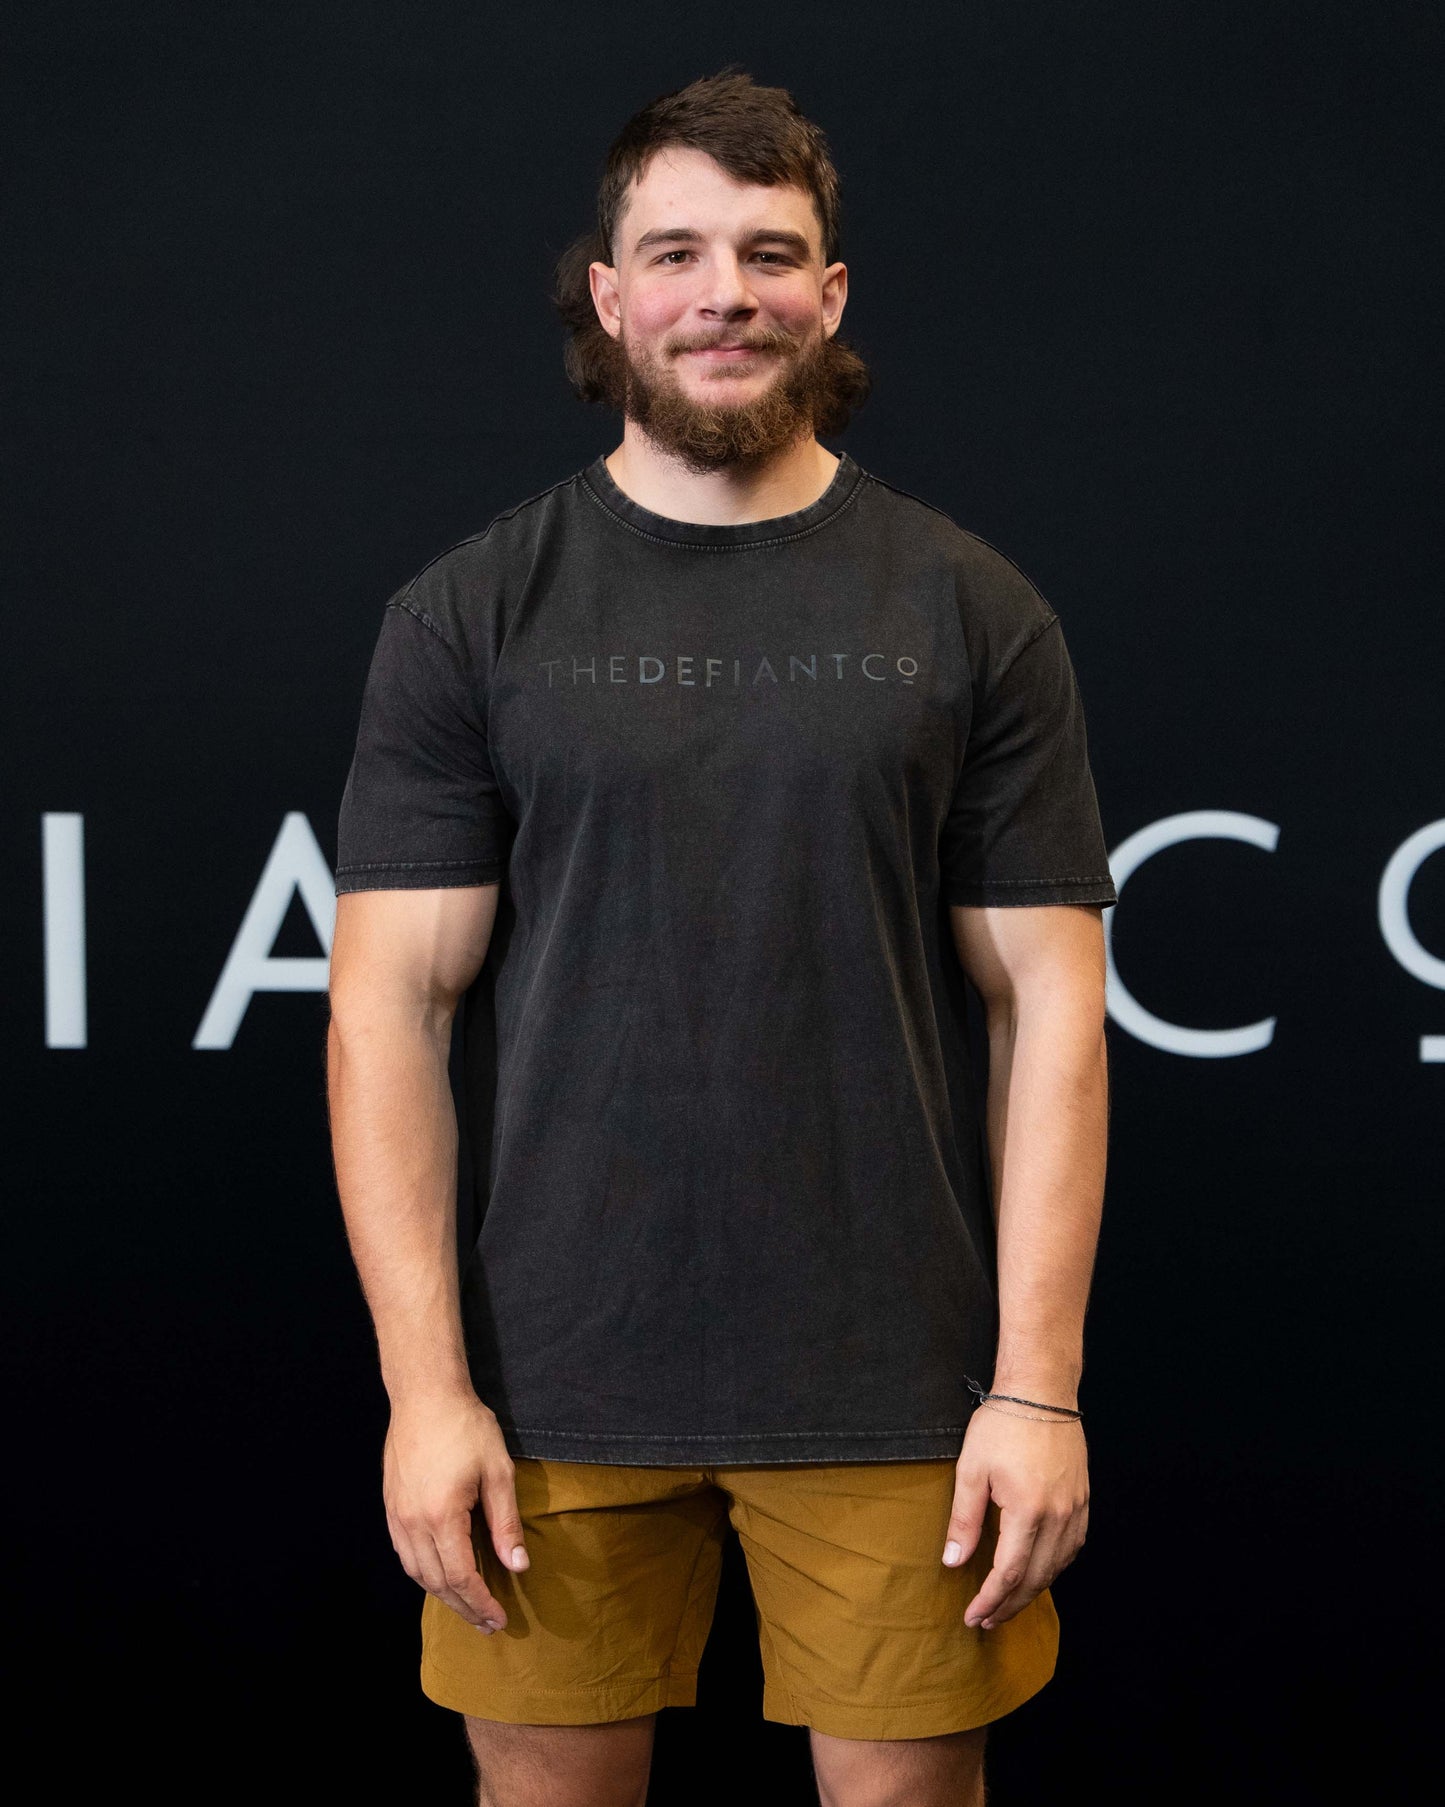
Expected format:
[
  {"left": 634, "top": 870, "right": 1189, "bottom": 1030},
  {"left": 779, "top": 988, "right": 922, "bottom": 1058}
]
[
  {"left": 941, "top": 1406, "right": 1089, "bottom": 1629},
  {"left": 382, "top": 1392, "right": 530, "bottom": 1634}
]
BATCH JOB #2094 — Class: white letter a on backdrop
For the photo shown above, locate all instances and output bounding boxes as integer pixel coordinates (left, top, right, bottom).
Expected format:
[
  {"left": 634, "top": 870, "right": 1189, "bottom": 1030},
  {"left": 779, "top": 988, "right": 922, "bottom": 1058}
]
[{"left": 193, "top": 812, "right": 336, "bottom": 1050}]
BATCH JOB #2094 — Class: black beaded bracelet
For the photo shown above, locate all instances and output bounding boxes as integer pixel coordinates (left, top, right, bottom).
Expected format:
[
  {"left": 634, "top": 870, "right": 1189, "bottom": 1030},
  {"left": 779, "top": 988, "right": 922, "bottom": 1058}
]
[{"left": 965, "top": 1374, "right": 1082, "bottom": 1421}]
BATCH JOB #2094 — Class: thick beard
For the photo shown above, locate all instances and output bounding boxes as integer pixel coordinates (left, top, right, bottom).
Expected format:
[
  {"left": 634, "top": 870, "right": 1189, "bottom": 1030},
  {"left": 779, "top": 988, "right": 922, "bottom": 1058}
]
[{"left": 620, "top": 324, "right": 837, "bottom": 475}]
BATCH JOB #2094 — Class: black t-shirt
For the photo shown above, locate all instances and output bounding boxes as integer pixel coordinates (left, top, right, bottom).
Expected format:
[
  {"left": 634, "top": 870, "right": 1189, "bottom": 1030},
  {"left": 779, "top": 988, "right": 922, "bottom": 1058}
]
[{"left": 334, "top": 451, "right": 1118, "bottom": 1465}]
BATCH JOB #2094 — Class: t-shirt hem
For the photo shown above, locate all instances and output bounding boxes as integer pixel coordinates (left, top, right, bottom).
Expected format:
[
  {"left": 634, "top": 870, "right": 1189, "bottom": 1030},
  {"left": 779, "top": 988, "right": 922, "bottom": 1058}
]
[
  {"left": 495, "top": 1424, "right": 969, "bottom": 1466},
  {"left": 945, "top": 876, "right": 1118, "bottom": 908}
]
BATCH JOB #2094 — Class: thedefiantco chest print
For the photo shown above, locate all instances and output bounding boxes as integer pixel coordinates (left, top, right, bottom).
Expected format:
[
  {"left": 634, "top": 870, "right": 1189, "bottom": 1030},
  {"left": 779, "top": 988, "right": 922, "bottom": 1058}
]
[{"left": 536, "top": 650, "right": 922, "bottom": 690}]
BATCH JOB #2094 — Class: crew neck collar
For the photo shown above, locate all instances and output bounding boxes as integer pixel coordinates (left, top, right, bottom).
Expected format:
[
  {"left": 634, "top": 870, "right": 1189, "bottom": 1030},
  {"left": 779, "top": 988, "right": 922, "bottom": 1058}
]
[{"left": 580, "top": 451, "right": 865, "bottom": 549}]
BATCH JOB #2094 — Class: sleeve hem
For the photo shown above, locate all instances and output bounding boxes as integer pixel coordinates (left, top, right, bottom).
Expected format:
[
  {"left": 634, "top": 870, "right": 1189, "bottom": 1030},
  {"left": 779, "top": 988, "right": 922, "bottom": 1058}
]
[
  {"left": 335, "top": 860, "right": 503, "bottom": 894},
  {"left": 945, "top": 876, "right": 1117, "bottom": 908}
]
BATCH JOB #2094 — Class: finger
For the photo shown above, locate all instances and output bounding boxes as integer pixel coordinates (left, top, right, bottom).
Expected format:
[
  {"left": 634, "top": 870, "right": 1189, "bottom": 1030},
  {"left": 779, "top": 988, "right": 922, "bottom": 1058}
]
[
  {"left": 400, "top": 1521, "right": 490, "bottom": 1628},
  {"left": 942, "top": 1467, "right": 990, "bottom": 1569},
  {"left": 1052, "top": 1496, "right": 1089, "bottom": 1574},
  {"left": 985, "top": 1516, "right": 1070, "bottom": 1627},
  {"left": 479, "top": 1464, "right": 530, "bottom": 1576},
  {"left": 1032, "top": 1489, "right": 1090, "bottom": 1586},
  {"left": 964, "top": 1507, "right": 1041, "bottom": 1629},
  {"left": 396, "top": 1506, "right": 501, "bottom": 1630},
  {"left": 433, "top": 1512, "right": 509, "bottom": 1630},
  {"left": 387, "top": 1507, "right": 429, "bottom": 1591},
  {"left": 976, "top": 1491, "right": 1090, "bottom": 1627}
]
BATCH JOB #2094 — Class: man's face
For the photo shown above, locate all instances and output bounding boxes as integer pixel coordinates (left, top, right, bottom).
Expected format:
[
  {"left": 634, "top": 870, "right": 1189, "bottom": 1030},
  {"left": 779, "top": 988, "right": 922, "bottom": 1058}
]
[{"left": 588, "top": 146, "right": 848, "bottom": 470}]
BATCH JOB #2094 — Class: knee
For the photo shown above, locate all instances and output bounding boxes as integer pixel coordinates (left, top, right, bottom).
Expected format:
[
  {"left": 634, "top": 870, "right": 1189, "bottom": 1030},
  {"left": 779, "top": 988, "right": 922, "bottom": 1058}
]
[
  {"left": 809, "top": 1724, "right": 987, "bottom": 1807},
  {"left": 464, "top": 1712, "right": 655, "bottom": 1807}
]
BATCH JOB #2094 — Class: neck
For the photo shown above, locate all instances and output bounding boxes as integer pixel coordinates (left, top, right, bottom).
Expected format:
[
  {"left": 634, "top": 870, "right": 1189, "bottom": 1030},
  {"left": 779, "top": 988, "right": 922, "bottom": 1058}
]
[{"left": 604, "top": 426, "right": 840, "bottom": 526}]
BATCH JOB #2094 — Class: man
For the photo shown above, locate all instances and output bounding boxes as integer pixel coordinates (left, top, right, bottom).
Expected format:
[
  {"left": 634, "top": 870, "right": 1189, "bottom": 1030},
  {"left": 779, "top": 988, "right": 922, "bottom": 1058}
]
[{"left": 327, "top": 68, "right": 1116, "bottom": 1807}]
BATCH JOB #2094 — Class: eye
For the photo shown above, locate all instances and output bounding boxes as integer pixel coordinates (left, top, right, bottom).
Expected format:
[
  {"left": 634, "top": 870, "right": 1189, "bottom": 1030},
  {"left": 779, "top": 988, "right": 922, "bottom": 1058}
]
[{"left": 659, "top": 249, "right": 693, "bottom": 265}]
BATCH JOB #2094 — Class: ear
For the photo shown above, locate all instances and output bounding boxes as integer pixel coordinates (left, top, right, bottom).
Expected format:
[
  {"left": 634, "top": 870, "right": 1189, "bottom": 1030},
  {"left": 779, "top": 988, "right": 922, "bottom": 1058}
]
[
  {"left": 589, "top": 260, "right": 622, "bottom": 340},
  {"left": 820, "top": 260, "right": 848, "bottom": 339}
]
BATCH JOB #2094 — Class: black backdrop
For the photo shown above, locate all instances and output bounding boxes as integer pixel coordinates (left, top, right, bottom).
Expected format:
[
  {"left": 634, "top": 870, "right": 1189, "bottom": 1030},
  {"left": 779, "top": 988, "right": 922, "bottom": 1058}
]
[{"left": 5, "top": 3, "right": 1439, "bottom": 1799}]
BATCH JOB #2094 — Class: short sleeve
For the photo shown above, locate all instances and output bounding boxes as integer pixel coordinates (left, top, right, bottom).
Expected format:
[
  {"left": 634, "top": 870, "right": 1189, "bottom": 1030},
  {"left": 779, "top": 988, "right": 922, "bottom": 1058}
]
[
  {"left": 940, "top": 614, "right": 1118, "bottom": 908},
  {"left": 334, "top": 600, "right": 514, "bottom": 894}
]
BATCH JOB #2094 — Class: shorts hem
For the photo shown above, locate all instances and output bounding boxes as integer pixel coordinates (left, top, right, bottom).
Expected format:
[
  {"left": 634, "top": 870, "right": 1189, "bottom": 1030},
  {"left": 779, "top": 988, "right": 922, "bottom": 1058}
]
[
  {"left": 759, "top": 1659, "right": 1056, "bottom": 1739},
  {"left": 420, "top": 1660, "right": 698, "bottom": 1724}
]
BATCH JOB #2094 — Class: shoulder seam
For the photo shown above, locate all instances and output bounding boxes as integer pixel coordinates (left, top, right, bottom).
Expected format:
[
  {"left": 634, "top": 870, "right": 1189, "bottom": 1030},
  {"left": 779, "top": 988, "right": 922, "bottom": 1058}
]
[
  {"left": 860, "top": 469, "right": 961, "bottom": 528},
  {"left": 391, "top": 470, "right": 581, "bottom": 606},
  {"left": 861, "top": 472, "right": 1063, "bottom": 622},
  {"left": 386, "top": 596, "right": 458, "bottom": 653},
  {"left": 993, "top": 612, "right": 1061, "bottom": 687}
]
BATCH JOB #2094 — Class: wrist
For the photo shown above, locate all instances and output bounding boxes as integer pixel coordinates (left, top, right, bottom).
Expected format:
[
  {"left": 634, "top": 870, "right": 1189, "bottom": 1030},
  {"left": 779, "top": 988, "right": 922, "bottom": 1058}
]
[
  {"left": 988, "top": 1364, "right": 1082, "bottom": 1412},
  {"left": 385, "top": 1375, "right": 486, "bottom": 1419}
]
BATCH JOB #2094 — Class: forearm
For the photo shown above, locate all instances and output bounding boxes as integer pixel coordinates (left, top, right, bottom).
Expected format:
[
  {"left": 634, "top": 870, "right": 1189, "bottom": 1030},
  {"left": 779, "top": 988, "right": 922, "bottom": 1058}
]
[
  {"left": 982, "top": 987, "right": 1109, "bottom": 1408},
  {"left": 326, "top": 1002, "right": 476, "bottom": 1410}
]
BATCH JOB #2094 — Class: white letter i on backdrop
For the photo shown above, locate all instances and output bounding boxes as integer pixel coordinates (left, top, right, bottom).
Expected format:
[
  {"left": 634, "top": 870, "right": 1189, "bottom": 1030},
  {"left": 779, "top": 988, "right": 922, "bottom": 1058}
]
[{"left": 43, "top": 812, "right": 87, "bottom": 1049}]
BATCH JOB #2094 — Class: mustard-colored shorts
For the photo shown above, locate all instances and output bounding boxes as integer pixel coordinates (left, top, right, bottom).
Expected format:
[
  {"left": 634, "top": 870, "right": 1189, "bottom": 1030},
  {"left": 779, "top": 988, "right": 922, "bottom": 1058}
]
[{"left": 420, "top": 1457, "right": 1059, "bottom": 1741}]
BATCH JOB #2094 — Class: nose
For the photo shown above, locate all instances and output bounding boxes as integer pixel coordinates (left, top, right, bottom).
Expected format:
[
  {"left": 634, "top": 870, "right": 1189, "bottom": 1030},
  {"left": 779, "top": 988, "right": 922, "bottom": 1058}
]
[{"left": 698, "top": 251, "right": 757, "bottom": 320}]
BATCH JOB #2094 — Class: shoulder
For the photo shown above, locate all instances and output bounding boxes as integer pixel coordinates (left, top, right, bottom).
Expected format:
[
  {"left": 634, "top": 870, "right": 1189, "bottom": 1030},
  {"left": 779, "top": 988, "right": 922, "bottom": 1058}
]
[
  {"left": 856, "top": 468, "right": 1059, "bottom": 669},
  {"left": 376, "top": 468, "right": 587, "bottom": 654}
]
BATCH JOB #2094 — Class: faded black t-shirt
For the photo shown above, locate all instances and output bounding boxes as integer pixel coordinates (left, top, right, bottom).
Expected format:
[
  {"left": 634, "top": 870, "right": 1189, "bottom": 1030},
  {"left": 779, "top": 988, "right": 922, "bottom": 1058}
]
[{"left": 334, "top": 452, "right": 1118, "bottom": 1465}]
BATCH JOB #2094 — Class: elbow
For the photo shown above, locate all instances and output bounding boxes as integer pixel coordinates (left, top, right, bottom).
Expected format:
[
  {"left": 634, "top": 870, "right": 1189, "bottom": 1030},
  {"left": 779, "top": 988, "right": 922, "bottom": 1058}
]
[
  {"left": 327, "top": 982, "right": 456, "bottom": 1054},
  {"left": 1005, "top": 970, "right": 1109, "bottom": 1050},
  {"left": 981, "top": 991, "right": 1019, "bottom": 1041}
]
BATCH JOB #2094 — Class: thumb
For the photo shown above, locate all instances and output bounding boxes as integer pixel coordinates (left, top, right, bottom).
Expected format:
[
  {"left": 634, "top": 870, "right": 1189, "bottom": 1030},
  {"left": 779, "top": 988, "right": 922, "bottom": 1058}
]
[
  {"left": 481, "top": 1472, "right": 530, "bottom": 1573},
  {"left": 942, "top": 1463, "right": 990, "bottom": 1569}
]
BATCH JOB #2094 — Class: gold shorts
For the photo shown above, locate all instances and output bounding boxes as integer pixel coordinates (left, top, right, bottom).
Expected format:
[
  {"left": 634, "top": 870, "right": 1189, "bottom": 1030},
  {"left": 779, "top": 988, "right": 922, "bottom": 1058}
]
[{"left": 420, "top": 1457, "right": 1059, "bottom": 1740}]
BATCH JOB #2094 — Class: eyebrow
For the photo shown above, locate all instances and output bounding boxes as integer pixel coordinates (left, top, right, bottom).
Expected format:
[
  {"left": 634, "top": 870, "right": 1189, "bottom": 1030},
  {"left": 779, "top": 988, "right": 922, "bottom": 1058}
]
[{"left": 632, "top": 226, "right": 815, "bottom": 259}]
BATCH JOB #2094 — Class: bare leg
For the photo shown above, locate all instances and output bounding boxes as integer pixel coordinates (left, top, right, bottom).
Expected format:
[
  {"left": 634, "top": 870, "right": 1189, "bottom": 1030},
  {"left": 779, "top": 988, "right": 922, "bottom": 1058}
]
[
  {"left": 464, "top": 1711, "right": 657, "bottom": 1807},
  {"left": 809, "top": 1724, "right": 988, "bottom": 1807}
]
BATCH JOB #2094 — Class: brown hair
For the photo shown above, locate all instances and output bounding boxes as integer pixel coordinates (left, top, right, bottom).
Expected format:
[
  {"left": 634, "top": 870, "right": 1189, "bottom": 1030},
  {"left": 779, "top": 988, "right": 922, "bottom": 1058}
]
[{"left": 553, "top": 67, "right": 870, "bottom": 432}]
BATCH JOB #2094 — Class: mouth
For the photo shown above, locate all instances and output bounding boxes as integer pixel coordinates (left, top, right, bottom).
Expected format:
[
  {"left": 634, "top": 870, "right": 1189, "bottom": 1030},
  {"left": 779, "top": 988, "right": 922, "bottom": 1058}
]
[{"left": 682, "top": 343, "right": 769, "bottom": 360}]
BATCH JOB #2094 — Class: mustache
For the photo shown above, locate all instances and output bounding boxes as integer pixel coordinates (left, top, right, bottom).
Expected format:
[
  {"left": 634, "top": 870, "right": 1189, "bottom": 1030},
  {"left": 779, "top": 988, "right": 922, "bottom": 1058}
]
[{"left": 663, "top": 325, "right": 801, "bottom": 356}]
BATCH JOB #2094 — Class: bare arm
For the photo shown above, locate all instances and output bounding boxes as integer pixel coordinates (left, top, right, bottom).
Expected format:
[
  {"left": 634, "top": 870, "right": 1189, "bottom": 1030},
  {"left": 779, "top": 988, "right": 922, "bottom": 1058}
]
[
  {"left": 957, "top": 900, "right": 1109, "bottom": 1406},
  {"left": 327, "top": 884, "right": 529, "bottom": 1634},
  {"left": 939, "top": 901, "right": 1109, "bottom": 1628},
  {"left": 327, "top": 885, "right": 494, "bottom": 1401}
]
